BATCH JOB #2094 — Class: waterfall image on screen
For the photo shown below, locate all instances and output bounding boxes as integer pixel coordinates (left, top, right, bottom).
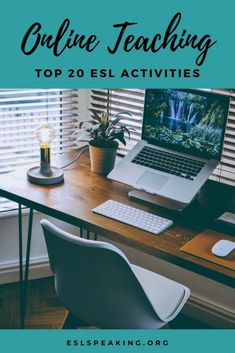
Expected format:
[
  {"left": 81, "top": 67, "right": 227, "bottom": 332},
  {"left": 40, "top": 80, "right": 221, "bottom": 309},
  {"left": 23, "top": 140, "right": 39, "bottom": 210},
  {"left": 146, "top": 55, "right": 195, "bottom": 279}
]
[{"left": 143, "top": 89, "right": 229, "bottom": 158}]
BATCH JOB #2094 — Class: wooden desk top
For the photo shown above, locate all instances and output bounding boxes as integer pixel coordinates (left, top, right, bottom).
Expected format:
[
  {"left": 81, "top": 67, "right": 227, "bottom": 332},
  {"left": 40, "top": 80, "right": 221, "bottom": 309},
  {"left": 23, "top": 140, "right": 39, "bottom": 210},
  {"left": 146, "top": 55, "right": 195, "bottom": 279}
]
[{"left": 0, "top": 150, "right": 234, "bottom": 287}]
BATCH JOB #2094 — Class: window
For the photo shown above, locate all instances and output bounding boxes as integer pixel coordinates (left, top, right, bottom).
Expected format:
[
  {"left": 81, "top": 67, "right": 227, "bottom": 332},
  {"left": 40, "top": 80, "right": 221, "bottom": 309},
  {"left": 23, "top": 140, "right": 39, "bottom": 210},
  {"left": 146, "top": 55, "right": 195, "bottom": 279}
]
[
  {"left": 0, "top": 88, "right": 79, "bottom": 210},
  {"left": 90, "top": 88, "right": 235, "bottom": 186}
]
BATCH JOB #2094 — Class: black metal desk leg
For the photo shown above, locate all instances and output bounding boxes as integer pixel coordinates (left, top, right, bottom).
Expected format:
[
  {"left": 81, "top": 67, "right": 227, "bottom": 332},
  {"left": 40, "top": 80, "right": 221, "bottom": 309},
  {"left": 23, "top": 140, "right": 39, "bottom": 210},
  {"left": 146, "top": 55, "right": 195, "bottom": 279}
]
[
  {"left": 18, "top": 204, "right": 24, "bottom": 329},
  {"left": 23, "top": 208, "right": 34, "bottom": 322}
]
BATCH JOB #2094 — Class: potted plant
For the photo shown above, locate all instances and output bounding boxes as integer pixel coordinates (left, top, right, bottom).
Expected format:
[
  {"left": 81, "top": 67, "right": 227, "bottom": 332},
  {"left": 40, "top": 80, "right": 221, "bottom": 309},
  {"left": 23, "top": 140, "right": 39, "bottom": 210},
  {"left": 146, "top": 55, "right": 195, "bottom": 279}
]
[{"left": 75, "top": 110, "right": 133, "bottom": 175}]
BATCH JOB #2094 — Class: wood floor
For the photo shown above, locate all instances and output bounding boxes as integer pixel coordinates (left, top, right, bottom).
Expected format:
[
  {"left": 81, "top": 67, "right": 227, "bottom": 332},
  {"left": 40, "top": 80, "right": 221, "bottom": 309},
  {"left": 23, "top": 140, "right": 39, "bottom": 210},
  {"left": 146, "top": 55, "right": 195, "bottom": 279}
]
[
  {"left": 0, "top": 277, "right": 211, "bottom": 329},
  {"left": 0, "top": 277, "right": 66, "bottom": 329}
]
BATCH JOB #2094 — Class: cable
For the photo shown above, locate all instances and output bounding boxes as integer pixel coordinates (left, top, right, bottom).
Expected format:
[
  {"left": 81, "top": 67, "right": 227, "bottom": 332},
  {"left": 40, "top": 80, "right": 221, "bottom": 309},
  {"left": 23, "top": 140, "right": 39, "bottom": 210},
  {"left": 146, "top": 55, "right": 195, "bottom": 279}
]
[{"left": 61, "top": 146, "right": 89, "bottom": 169}]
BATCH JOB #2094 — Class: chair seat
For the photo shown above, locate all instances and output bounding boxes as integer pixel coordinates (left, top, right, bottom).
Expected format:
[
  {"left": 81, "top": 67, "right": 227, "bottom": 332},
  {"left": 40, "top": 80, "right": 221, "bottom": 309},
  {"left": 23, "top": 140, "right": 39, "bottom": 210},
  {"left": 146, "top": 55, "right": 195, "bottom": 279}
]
[{"left": 131, "top": 264, "right": 190, "bottom": 322}]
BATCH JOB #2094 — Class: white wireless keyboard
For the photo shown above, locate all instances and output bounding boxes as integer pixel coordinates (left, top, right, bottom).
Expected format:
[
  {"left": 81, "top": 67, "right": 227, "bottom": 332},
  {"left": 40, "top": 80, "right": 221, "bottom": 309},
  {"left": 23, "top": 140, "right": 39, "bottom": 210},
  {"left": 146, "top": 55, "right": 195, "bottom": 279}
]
[{"left": 92, "top": 200, "right": 173, "bottom": 235}]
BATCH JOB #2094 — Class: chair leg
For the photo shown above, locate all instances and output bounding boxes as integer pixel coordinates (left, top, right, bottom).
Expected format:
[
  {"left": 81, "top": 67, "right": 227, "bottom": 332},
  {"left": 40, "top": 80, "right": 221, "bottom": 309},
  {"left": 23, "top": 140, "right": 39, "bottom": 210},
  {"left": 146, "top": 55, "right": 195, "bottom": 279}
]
[{"left": 61, "top": 311, "right": 89, "bottom": 329}]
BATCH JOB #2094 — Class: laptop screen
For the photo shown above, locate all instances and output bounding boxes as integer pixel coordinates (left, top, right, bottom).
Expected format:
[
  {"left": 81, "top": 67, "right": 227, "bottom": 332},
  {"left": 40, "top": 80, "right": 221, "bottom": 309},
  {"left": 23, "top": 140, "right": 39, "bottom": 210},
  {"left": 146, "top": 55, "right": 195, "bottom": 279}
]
[{"left": 142, "top": 89, "right": 230, "bottom": 160}]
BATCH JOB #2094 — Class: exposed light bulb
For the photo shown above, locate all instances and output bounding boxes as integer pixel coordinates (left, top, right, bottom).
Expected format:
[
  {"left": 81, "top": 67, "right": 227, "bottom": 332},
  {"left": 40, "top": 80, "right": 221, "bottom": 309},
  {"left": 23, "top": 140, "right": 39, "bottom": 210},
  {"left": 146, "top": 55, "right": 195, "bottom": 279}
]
[
  {"left": 36, "top": 123, "right": 55, "bottom": 148},
  {"left": 27, "top": 122, "right": 64, "bottom": 185}
]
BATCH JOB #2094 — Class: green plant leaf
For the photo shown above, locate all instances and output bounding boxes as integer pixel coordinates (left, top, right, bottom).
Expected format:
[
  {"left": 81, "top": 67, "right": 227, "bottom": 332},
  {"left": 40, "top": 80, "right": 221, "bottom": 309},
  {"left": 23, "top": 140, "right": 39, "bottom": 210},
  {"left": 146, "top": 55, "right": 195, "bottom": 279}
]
[
  {"left": 105, "top": 117, "right": 123, "bottom": 134},
  {"left": 91, "top": 124, "right": 101, "bottom": 132},
  {"left": 78, "top": 119, "right": 97, "bottom": 129},
  {"left": 114, "top": 111, "right": 132, "bottom": 118},
  {"left": 89, "top": 109, "right": 102, "bottom": 122},
  {"left": 108, "top": 131, "right": 126, "bottom": 145}
]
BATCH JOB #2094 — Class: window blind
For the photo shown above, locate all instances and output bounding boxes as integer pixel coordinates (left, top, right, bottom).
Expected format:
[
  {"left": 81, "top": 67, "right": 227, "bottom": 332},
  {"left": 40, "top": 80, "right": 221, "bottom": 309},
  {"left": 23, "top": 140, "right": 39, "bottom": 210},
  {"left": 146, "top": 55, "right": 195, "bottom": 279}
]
[
  {"left": 0, "top": 88, "right": 79, "bottom": 210},
  {"left": 210, "top": 89, "right": 235, "bottom": 185},
  {"left": 90, "top": 88, "right": 235, "bottom": 186}
]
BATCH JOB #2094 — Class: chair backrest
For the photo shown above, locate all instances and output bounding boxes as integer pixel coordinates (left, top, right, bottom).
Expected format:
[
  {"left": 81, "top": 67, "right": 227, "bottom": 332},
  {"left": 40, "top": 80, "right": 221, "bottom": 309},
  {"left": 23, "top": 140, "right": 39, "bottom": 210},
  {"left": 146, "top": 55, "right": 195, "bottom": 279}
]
[{"left": 40, "top": 219, "right": 162, "bottom": 328}]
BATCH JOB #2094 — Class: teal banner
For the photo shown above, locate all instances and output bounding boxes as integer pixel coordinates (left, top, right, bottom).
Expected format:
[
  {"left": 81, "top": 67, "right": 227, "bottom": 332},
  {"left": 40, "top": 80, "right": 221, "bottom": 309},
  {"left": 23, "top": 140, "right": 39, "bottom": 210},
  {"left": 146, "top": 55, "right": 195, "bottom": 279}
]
[
  {"left": 0, "top": 330, "right": 234, "bottom": 353},
  {"left": 0, "top": 0, "right": 234, "bottom": 87}
]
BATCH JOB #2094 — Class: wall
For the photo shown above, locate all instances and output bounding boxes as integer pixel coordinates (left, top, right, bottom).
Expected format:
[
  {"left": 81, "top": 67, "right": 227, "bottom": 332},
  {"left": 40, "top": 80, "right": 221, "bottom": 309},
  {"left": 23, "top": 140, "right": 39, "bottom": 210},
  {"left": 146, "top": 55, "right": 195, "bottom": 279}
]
[{"left": 0, "top": 210, "right": 234, "bottom": 328}]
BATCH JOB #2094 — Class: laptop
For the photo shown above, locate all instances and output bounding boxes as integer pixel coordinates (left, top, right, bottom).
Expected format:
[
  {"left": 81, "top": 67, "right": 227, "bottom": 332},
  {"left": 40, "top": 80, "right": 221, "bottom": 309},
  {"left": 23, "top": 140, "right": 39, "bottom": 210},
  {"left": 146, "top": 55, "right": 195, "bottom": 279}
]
[{"left": 108, "top": 89, "right": 230, "bottom": 204}]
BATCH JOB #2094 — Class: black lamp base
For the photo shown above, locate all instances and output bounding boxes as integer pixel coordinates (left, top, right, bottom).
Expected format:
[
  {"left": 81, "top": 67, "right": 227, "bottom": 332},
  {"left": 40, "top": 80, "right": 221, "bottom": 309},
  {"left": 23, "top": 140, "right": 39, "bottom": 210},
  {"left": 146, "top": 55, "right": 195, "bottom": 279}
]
[{"left": 27, "top": 166, "right": 64, "bottom": 185}]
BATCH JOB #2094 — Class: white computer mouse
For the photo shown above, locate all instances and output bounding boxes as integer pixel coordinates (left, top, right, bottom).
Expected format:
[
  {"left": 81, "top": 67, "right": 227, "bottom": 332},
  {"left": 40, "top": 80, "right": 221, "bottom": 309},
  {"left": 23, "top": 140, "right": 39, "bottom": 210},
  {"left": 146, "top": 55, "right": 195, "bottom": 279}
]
[{"left": 211, "top": 239, "right": 235, "bottom": 258}]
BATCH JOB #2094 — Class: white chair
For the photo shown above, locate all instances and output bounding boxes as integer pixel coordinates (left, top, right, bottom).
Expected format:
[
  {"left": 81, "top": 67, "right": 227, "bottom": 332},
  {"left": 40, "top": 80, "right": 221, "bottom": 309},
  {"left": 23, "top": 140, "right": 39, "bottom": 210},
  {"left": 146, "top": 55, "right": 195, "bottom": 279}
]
[{"left": 41, "top": 219, "right": 190, "bottom": 329}]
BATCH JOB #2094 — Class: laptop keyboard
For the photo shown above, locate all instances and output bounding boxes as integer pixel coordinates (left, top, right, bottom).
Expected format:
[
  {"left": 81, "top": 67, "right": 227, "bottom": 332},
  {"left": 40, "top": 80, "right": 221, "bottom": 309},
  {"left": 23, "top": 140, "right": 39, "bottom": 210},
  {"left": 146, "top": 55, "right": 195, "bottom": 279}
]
[{"left": 132, "top": 146, "right": 206, "bottom": 181}]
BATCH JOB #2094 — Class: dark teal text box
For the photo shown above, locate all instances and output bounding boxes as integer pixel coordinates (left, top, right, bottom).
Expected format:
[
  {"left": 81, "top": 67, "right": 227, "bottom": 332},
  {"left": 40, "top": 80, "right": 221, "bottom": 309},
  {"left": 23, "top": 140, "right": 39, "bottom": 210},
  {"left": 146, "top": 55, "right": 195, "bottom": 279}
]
[
  {"left": 0, "top": 0, "right": 234, "bottom": 87},
  {"left": 0, "top": 330, "right": 234, "bottom": 353}
]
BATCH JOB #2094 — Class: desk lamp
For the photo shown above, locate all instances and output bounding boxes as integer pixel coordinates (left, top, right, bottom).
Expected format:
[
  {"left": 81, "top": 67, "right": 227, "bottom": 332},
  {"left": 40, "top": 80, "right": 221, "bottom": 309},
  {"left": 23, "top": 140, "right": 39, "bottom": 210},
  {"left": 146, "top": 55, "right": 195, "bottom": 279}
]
[{"left": 27, "top": 123, "right": 64, "bottom": 185}]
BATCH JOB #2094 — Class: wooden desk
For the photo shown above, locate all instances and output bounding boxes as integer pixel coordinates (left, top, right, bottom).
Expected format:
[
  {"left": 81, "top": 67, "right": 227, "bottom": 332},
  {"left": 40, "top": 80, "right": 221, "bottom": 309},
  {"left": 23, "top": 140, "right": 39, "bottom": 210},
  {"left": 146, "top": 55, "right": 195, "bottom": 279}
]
[{"left": 0, "top": 151, "right": 234, "bottom": 325}]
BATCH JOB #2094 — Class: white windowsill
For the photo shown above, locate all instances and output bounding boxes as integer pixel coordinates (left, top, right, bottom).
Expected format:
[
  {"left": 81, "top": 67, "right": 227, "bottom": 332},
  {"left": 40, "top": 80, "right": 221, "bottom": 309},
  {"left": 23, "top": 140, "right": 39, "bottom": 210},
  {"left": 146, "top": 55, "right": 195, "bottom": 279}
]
[{"left": 0, "top": 207, "right": 34, "bottom": 219}]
